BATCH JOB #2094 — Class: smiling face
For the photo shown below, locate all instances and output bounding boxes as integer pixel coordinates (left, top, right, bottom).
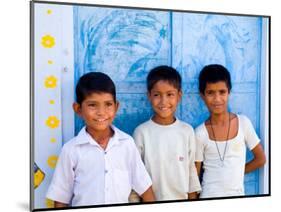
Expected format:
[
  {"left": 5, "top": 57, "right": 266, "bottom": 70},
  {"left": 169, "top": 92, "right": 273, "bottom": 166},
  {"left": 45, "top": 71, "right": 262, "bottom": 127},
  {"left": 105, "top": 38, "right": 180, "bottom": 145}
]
[
  {"left": 148, "top": 80, "right": 182, "bottom": 125},
  {"left": 201, "top": 81, "right": 230, "bottom": 115},
  {"left": 73, "top": 92, "right": 119, "bottom": 136}
]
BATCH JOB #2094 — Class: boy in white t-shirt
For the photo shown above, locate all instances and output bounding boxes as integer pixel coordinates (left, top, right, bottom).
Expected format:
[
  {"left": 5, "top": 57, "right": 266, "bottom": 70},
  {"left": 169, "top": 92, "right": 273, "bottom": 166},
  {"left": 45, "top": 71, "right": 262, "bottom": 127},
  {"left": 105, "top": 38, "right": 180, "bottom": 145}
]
[
  {"left": 195, "top": 64, "right": 266, "bottom": 198},
  {"left": 46, "top": 72, "right": 155, "bottom": 208},
  {"left": 130, "top": 66, "right": 201, "bottom": 201}
]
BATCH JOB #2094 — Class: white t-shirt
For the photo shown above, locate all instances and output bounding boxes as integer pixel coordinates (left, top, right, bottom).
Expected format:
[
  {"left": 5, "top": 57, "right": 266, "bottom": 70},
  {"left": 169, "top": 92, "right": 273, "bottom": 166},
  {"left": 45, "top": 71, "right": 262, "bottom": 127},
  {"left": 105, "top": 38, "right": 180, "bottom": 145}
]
[
  {"left": 195, "top": 114, "right": 260, "bottom": 198},
  {"left": 133, "top": 118, "right": 201, "bottom": 201},
  {"left": 46, "top": 125, "right": 152, "bottom": 206}
]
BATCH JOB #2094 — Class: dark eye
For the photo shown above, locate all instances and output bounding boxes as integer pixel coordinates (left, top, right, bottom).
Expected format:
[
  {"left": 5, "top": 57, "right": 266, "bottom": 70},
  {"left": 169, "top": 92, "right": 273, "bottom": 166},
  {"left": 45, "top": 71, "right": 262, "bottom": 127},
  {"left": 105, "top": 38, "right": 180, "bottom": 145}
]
[
  {"left": 88, "top": 103, "right": 97, "bottom": 107},
  {"left": 167, "top": 93, "right": 175, "bottom": 97},
  {"left": 220, "top": 90, "right": 227, "bottom": 95},
  {"left": 153, "top": 93, "right": 159, "bottom": 97},
  {"left": 106, "top": 102, "right": 113, "bottom": 107},
  {"left": 206, "top": 90, "right": 214, "bottom": 95}
]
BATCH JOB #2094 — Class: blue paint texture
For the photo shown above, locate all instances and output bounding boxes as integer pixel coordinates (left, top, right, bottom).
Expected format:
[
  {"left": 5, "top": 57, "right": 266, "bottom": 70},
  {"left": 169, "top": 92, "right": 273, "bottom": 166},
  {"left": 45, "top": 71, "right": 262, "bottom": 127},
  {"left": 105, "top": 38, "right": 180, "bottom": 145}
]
[{"left": 74, "top": 6, "right": 263, "bottom": 195}]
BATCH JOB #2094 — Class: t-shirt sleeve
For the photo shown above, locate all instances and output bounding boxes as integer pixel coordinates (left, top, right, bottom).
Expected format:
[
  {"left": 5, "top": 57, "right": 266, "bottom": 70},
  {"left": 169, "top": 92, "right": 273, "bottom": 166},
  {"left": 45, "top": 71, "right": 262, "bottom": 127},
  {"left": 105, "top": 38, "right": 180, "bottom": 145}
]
[
  {"left": 129, "top": 140, "right": 152, "bottom": 196},
  {"left": 46, "top": 145, "right": 75, "bottom": 204},
  {"left": 242, "top": 115, "right": 260, "bottom": 150},
  {"left": 195, "top": 127, "right": 205, "bottom": 162},
  {"left": 188, "top": 128, "right": 201, "bottom": 193}
]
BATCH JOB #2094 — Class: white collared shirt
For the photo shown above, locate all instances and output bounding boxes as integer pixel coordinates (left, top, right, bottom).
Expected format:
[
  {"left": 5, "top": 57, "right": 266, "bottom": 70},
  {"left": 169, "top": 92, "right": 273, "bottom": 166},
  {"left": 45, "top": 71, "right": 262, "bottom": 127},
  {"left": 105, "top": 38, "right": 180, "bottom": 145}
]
[{"left": 46, "top": 126, "right": 152, "bottom": 206}]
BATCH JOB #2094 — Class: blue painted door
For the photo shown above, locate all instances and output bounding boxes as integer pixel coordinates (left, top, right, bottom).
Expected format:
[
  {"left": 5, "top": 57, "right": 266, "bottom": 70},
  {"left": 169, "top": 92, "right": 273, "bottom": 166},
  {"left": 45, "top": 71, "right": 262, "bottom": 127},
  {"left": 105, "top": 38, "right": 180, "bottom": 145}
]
[{"left": 74, "top": 6, "right": 263, "bottom": 195}]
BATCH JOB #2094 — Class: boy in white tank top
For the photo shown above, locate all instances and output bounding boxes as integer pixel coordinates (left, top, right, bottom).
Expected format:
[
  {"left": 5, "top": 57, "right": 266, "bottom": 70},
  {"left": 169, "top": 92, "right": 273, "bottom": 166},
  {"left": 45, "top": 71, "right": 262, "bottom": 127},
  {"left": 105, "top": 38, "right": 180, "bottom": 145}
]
[{"left": 195, "top": 64, "right": 266, "bottom": 198}]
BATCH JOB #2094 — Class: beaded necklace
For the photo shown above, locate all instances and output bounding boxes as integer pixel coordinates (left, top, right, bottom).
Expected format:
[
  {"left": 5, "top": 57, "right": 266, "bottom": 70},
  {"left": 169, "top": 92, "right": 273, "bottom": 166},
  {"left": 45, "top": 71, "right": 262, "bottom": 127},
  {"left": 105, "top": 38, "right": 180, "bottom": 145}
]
[{"left": 209, "top": 113, "right": 231, "bottom": 167}]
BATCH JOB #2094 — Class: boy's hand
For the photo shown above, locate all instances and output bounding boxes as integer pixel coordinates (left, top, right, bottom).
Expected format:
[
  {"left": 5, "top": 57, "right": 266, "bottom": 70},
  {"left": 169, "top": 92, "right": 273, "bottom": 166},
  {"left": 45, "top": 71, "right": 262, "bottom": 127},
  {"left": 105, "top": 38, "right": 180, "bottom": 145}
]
[
  {"left": 54, "top": 201, "right": 68, "bottom": 208},
  {"left": 140, "top": 186, "right": 156, "bottom": 202},
  {"left": 245, "top": 143, "right": 266, "bottom": 174},
  {"left": 188, "top": 192, "right": 198, "bottom": 199}
]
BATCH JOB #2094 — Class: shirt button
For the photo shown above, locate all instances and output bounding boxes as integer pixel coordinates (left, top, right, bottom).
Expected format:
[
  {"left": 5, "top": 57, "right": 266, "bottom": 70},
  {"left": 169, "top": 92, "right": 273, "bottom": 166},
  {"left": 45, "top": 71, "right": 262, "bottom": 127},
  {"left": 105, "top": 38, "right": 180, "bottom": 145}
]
[
  {"left": 105, "top": 170, "right": 108, "bottom": 174},
  {"left": 104, "top": 151, "right": 107, "bottom": 154}
]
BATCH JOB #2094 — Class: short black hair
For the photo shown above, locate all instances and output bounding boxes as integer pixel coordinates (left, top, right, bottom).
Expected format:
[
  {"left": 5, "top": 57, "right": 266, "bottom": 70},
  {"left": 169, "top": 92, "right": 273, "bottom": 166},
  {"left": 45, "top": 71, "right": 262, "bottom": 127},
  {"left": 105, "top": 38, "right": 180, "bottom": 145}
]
[
  {"left": 199, "top": 64, "right": 232, "bottom": 94},
  {"left": 147, "top": 66, "right": 182, "bottom": 92},
  {"left": 75, "top": 72, "right": 116, "bottom": 104}
]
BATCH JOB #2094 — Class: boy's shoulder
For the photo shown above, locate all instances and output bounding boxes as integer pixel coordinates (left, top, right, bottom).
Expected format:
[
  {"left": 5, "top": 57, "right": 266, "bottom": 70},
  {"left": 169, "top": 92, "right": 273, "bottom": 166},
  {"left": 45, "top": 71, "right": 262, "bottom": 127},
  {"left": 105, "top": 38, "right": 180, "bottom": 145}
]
[
  {"left": 62, "top": 131, "right": 84, "bottom": 150},
  {"left": 236, "top": 114, "right": 254, "bottom": 130},
  {"left": 195, "top": 122, "right": 205, "bottom": 133},
  {"left": 194, "top": 121, "right": 209, "bottom": 141},
  {"left": 112, "top": 125, "right": 134, "bottom": 143},
  {"left": 134, "top": 119, "right": 153, "bottom": 132},
  {"left": 236, "top": 113, "right": 250, "bottom": 122},
  {"left": 176, "top": 119, "right": 194, "bottom": 132}
]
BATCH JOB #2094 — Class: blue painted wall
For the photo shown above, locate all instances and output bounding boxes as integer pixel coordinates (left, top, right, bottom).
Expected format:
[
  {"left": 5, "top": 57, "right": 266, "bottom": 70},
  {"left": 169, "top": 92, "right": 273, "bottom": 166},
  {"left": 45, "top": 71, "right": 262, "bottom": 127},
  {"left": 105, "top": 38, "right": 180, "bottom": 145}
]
[{"left": 74, "top": 6, "right": 263, "bottom": 195}]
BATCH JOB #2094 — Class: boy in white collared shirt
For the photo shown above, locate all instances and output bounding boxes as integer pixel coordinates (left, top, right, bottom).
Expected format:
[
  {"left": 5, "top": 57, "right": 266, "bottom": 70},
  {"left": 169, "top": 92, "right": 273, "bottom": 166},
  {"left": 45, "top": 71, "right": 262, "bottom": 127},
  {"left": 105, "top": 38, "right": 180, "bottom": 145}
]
[{"left": 46, "top": 72, "right": 155, "bottom": 208}]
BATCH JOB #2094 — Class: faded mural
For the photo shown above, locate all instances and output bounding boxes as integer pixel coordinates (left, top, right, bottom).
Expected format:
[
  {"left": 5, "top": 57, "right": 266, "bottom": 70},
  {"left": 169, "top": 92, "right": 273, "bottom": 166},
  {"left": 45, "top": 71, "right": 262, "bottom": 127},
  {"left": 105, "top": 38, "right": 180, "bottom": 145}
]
[{"left": 34, "top": 2, "right": 267, "bottom": 209}]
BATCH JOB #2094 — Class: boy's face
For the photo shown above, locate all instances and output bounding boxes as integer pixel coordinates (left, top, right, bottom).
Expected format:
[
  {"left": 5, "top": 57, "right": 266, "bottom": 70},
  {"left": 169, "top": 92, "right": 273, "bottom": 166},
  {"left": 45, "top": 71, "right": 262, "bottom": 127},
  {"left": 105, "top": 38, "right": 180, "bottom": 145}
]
[
  {"left": 148, "top": 80, "right": 182, "bottom": 124},
  {"left": 201, "top": 81, "right": 230, "bottom": 115},
  {"left": 73, "top": 92, "right": 119, "bottom": 134}
]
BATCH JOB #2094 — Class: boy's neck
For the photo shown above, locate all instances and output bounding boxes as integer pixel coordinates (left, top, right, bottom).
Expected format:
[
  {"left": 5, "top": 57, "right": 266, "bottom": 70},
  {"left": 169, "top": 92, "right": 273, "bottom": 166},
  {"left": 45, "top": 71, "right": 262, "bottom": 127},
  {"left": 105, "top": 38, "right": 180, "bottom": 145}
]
[
  {"left": 152, "top": 115, "right": 176, "bottom": 125},
  {"left": 210, "top": 112, "right": 230, "bottom": 126},
  {"left": 86, "top": 126, "right": 113, "bottom": 149}
]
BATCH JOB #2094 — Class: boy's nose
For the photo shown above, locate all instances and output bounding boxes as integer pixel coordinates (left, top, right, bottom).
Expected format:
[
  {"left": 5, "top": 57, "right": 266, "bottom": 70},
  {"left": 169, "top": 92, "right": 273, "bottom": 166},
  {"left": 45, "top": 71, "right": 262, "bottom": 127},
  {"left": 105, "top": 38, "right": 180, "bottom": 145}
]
[
  {"left": 214, "top": 93, "right": 221, "bottom": 101},
  {"left": 160, "top": 95, "right": 168, "bottom": 104},
  {"left": 96, "top": 106, "right": 106, "bottom": 115}
]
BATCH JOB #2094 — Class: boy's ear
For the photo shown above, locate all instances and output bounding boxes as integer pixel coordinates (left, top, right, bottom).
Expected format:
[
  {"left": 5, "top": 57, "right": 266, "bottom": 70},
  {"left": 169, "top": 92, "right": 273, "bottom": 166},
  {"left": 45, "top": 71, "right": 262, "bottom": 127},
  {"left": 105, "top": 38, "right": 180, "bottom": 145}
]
[
  {"left": 178, "top": 90, "right": 183, "bottom": 100},
  {"left": 73, "top": 102, "right": 82, "bottom": 116},
  {"left": 115, "top": 101, "right": 120, "bottom": 112},
  {"left": 147, "top": 91, "right": 152, "bottom": 101}
]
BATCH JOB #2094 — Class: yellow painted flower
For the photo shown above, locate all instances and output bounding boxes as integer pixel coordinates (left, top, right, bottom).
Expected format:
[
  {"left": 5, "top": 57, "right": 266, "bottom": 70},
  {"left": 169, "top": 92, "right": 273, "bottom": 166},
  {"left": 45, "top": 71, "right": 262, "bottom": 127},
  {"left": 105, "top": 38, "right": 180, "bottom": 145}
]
[
  {"left": 45, "top": 116, "right": 60, "bottom": 129},
  {"left": 47, "top": 9, "right": 52, "bottom": 15},
  {"left": 44, "top": 75, "right": 57, "bottom": 88},
  {"left": 47, "top": 155, "right": 58, "bottom": 169},
  {"left": 50, "top": 138, "right": 57, "bottom": 143},
  {"left": 45, "top": 198, "right": 54, "bottom": 208},
  {"left": 47, "top": 60, "right": 53, "bottom": 65},
  {"left": 41, "top": 35, "right": 55, "bottom": 48},
  {"left": 49, "top": 99, "right": 55, "bottom": 104}
]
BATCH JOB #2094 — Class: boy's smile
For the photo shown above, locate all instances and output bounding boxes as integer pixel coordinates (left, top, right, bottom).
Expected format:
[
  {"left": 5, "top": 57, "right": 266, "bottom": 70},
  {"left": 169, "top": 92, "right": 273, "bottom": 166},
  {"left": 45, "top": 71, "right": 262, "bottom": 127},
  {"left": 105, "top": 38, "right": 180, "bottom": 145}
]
[
  {"left": 148, "top": 80, "right": 182, "bottom": 125},
  {"left": 73, "top": 92, "right": 119, "bottom": 139},
  {"left": 201, "top": 81, "right": 229, "bottom": 115}
]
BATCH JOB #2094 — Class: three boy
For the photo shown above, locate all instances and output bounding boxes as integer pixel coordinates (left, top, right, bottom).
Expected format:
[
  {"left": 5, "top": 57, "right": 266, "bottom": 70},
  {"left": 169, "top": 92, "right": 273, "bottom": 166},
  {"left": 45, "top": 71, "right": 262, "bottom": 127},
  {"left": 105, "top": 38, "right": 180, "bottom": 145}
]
[{"left": 47, "top": 64, "right": 266, "bottom": 207}]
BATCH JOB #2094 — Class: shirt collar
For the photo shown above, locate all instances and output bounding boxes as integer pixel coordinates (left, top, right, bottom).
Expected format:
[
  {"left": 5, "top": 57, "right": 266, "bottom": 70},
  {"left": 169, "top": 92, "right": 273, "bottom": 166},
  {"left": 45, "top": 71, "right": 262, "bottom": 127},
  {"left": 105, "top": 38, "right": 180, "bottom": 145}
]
[{"left": 75, "top": 125, "right": 123, "bottom": 148}]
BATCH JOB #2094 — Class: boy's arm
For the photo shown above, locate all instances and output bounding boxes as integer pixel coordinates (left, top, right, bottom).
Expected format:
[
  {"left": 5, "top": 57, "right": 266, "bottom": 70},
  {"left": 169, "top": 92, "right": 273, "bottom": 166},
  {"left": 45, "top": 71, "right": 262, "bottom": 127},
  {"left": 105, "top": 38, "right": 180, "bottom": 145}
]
[
  {"left": 130, "top": 131, "right": 154, "bottom": 202},
  {"left": 54, "top": 201, "right": 68, "bottom": 208},
  {"left": 245, "top": 143, "right": 266, "bottom": 174},
  {"left": 140, "top": 186, "right": 155, "bottom": 202},
  {"left": 187, "top": 130, "right": 201, "bottom": 199},
  {"left": 188, "top": 162, "right": 203, "bottom": 199},
  {"left": 195, "top": 162, "right": 202, "bottom": 176}
]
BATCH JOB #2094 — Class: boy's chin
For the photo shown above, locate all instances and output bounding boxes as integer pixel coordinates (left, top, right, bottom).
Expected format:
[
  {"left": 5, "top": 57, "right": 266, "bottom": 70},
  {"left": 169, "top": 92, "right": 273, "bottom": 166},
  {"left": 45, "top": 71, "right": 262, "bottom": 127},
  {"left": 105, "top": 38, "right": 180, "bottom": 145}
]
[
  {"left": 210, "top": 109, "right": 227, "bottom": 115},
  {"left": 153, "top": 114, "right": 175, "bottom": 122},
  {"left": 88, "top": 124, "right": 111, "bottom": 131}
]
